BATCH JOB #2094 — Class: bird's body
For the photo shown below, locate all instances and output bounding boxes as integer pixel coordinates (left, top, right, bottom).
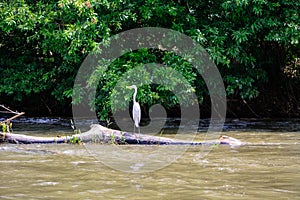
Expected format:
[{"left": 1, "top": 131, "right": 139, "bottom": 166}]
[
  {"left": 126, "top": 85, "right": 141, "bottom": 134},
  {"left": 132, "top": 101, "right": 141, "bottom": 128}
]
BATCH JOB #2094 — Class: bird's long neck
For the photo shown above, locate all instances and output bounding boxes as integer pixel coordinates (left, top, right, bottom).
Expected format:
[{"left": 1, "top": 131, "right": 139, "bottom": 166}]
[{"left": 133, "top": 87, "right": 137, "bottom": 103}]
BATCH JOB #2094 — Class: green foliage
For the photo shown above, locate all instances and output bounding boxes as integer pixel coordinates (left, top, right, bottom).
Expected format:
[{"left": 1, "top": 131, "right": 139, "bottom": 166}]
[
  {"left": 1, "top": 123, "right": 7, "bottom": 133},
  {"left": 69, "top": 135, "right": 82, "bottom": 144},
  {"left": 0, "top": 0, "right": 299, "bottom": 118},
  {"left": 109, "top": 133, "right": 116, "bottom": 144},
  {"left": 89, "top": 49, "right": 198, "bottom": 120},
  {"left": 0, "top": 0, "right": 135, "bottom": 103}
]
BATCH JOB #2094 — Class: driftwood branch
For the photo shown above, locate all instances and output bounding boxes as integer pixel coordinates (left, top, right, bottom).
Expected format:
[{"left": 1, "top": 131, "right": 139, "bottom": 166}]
[
  {"left": 0, "top": 105, "right": 19, "bottom": 114},
  {"left": 0, "top": 124, "right": 243, "bottom": 146},
  {"left": 0, "top": 112, "right": 25, "bottom": 125},
  {"left": 0, "top": 105, "right": 25, "bottom": 133}
]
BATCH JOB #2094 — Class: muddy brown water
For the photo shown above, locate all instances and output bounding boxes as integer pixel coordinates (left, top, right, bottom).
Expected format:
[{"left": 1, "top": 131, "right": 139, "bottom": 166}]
[{"left": 0, "top": 119, "right": 299, "bottom": 199}]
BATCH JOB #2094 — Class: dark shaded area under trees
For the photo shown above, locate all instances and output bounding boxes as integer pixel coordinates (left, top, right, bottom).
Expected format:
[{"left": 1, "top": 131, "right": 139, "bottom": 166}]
[{"left": 0, "top": 0, "right": 299, "bottom": 119}]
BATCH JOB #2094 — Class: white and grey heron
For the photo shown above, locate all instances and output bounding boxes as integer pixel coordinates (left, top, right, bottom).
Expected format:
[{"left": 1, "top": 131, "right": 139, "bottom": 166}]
[{"left": 126, "top": 85, "right": 141, "bottom": 134}]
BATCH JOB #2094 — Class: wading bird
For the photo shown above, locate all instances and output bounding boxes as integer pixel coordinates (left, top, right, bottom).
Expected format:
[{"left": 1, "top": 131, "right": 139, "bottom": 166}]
[{"left": 126, "top": 85, "right": 141, "bottom": 135}]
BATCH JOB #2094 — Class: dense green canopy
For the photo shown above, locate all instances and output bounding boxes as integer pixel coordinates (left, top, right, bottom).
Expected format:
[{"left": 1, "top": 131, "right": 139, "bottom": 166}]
[{"left": 0, "top": 0, "right": 299, "bottom": 118}]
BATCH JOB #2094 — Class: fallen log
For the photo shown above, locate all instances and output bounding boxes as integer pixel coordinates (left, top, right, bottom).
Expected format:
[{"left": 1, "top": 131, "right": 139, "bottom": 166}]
[{"left": 0, "top": 124, "right": 243, "bottom": 146}]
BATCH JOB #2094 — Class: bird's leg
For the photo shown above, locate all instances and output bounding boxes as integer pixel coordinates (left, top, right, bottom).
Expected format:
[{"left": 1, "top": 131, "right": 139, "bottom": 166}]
[{"left": 136, "top": 126, "right": 140, "bottom": 144}]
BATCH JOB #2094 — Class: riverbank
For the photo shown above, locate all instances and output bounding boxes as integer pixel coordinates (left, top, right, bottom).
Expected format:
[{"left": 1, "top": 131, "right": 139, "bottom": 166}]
[{"left": 3, "top": 78, "right": 299, "bottom": 119}]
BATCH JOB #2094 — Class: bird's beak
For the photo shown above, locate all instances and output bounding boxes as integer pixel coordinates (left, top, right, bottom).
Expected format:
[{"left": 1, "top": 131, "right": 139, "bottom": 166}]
[{"left": 126, "top": 86, "right": 131, "bottom": 89}]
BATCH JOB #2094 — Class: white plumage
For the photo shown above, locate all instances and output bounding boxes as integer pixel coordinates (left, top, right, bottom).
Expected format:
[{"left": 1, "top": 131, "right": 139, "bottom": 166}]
[{"left": 126, "top": 85, "right": 141, "bottom": 134}]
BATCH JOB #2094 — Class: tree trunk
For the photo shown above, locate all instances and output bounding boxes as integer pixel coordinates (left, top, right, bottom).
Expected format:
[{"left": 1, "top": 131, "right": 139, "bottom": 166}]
[{"left": 0, "top": 124, "right": 243, "bottom": 146}]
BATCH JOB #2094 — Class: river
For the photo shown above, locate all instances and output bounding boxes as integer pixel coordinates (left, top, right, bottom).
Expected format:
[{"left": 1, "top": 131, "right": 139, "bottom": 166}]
[{"left": 0, "top": 118, "right": 299, "bottom": 199}]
